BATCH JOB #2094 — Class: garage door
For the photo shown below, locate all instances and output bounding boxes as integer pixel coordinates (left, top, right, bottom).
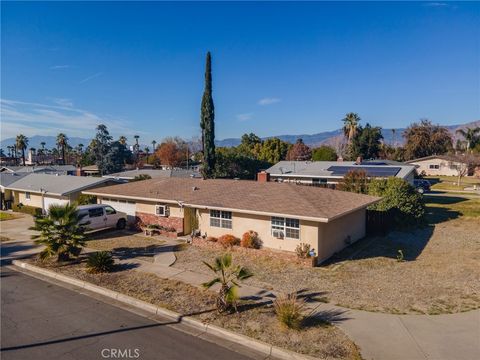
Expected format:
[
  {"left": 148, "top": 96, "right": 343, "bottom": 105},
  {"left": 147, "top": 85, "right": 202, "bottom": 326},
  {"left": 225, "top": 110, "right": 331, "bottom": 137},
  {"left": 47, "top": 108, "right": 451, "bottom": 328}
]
[
  {"left": 44, "top": 197, "right": 69, "bottom": 213},
  {"left": 101, "top": 198, "right": 136, "bottom": 221}
]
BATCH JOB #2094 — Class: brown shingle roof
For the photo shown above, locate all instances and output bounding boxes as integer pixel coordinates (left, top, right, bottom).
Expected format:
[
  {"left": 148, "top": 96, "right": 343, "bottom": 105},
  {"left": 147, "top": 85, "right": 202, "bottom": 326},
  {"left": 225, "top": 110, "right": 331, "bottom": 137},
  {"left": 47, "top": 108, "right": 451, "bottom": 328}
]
[{"left": 83, "top": 178, "right": 380, "bottom": 222}]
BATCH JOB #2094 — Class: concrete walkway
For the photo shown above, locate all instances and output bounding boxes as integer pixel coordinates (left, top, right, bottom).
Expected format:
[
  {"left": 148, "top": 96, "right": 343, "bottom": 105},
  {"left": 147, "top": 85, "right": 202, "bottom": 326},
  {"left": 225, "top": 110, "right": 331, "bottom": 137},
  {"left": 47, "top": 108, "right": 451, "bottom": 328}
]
[
  {"left": 2, "top": 216, "right": 479, "bottom": 360},
  {"left": 111, "top": 244, "right": 480, "bottom": 360}
]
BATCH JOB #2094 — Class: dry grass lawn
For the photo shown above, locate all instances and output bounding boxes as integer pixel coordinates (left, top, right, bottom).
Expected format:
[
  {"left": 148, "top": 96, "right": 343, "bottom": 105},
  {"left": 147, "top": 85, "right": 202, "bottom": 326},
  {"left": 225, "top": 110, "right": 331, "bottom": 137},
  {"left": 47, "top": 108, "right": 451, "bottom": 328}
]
[
  {"left": 175, "top": 196, "right": 480, "bottom": 315},
  {"left": 427, "top": 175, "right": 480, "bottom": 191},
  {"left": 29, "top": 257, "right": 360, "bottom": 360}
]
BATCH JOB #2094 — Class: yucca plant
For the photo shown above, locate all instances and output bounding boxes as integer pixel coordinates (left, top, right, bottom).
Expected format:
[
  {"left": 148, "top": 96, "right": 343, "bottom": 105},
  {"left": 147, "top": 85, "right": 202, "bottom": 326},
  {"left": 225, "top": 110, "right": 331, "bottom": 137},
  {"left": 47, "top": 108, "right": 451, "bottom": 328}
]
[
  {"left": 31, "top": 203, "right": 88, "bottom": 262},
  {"left": 273, "top": 293, "right": 306, "bottom": 330},
  {"left": 202, "top": 253, "right": 253, "bottom": 312},
  {"left": 86, "top": 251, "right": 115, "bottom": 273}
]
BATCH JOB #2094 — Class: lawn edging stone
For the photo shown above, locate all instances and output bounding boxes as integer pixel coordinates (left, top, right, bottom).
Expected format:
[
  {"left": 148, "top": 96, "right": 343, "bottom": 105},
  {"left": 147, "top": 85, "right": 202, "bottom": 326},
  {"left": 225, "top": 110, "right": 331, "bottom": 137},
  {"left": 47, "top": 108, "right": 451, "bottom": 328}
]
[{"left": 11, "top": 259, "right": 317, "bottom": 360}]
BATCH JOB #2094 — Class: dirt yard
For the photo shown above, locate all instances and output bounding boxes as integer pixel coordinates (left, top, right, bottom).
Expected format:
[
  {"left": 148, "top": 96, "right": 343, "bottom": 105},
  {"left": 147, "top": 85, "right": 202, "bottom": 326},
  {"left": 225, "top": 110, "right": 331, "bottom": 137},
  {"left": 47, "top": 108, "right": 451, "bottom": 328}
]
[
  {"left": 29, "top": 257, "right": 360, "bottom": 360},
  {"left": 174, "top": 196, "right": 480, "bottom": 315}
]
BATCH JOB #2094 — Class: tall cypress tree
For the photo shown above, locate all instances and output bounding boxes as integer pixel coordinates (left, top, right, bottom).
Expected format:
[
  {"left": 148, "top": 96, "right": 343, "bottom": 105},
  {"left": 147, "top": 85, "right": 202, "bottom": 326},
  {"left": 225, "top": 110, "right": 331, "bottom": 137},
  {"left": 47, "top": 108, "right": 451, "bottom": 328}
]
[{"left": 200, "top": 51, "right": 216, "bottom": 179}]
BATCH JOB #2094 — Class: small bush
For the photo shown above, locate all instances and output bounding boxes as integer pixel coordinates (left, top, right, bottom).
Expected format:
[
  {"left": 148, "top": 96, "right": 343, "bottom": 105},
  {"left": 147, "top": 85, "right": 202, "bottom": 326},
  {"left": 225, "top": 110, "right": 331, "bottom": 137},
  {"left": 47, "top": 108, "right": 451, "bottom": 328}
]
[
  {"left": 218, "top": 234, "right": 240, "bottom": 248},
  {"left": 86, "top": 251, "right": 115, "bottom": 273},
  {"left": 295, "top": 243, "right": 311, "bottom": 258},
  {"left": 206, "top": 236, "right": 218, "bottom": 242},
  {"left": 77, "top": 194, "right": 97, "bottom": 205},
  {"left": 397, "top": 249, "right": 405, "bottom": 262},
  {"left": 273, "top": 293, "right": 306, "bottom": 329},
  {"left": 12, "top": 203, "right": 43, "bottom": 216},
  {"left": 240, "top": 230, "right": 261, "bottom": 249}
]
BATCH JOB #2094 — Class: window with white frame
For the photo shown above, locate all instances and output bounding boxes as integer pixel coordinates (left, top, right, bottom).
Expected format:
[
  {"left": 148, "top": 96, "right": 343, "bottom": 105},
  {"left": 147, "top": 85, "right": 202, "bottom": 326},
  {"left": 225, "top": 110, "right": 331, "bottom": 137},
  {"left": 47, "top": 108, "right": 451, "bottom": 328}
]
[
  {"left": 429, "top": 164, "right": 440, "bottom": 169},
  {"left": 210, "top": 210, "right": 232, "bottom": 229},
  {"left": 25, "top": 192, "right": 31, "bottom": 200},
  {"left": 271, "top": 216, "right": 300, "bottom": 239},
  {"left": 155, "top": 205, "right": 168, "bottom": 217}
]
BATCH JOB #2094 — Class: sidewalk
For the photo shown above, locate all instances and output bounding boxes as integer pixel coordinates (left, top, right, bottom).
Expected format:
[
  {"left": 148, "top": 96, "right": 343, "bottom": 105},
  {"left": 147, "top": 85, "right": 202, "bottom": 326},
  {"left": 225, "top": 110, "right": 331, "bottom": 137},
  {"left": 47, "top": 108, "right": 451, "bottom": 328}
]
[{"left": 106, "top": 240, "right": 480, "bottom": 360}]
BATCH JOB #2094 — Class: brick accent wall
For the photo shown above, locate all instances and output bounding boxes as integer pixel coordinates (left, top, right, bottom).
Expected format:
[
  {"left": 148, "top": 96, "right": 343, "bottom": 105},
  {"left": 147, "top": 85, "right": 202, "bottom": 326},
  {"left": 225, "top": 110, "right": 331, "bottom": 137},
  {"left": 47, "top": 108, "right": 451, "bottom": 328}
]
[{"left": 135, "top": 211, "right": 184, "bottom": 236}]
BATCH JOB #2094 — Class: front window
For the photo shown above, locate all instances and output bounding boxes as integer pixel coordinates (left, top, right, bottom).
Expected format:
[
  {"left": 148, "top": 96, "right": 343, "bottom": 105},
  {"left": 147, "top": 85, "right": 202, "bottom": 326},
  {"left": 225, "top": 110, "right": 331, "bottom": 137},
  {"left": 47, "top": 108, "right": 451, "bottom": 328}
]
[
  {"left": 210, "top": 210, "right": 232, "bottom": 229},
  {"left": 156, "top": 205, "right": 168, "bottom": 216},
  {"left": 25, "top": 192, "right": 31, "bottom": 200},
  {"left": 429, "top": 164, "right": 440, "bottom": 169},
  {"left": 271, "top": 216, "right": 300, "bottom": 239},
  {"left": 105, "top": 206, "right": 116, "bottom": 215}
]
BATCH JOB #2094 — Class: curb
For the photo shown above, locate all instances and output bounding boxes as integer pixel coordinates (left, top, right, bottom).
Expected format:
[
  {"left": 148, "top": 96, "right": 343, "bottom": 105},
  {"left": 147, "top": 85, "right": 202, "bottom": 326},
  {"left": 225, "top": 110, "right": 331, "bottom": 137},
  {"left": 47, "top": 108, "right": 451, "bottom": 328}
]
[{"left": 12, "top": 260, "right": 317, "bottom": 360}]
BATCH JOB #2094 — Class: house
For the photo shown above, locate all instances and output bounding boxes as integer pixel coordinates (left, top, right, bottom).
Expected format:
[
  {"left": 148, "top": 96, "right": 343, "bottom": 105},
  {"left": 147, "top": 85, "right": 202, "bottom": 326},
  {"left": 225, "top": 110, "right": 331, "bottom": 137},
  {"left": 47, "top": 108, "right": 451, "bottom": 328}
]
[
  {"left": 405, "top": 155, "right": 476, "bottom": 177},
  {"left": 102, "top": 168, "right": 200, "bottom": 182},
  {"left": 262, "top": 160, "right": 416, "bottom": 186},
  {"left": 79, "top": 165, "right": 100, "bottom": 176},
  {"left": 4, "top": 174, "right": 117, "bottom": 213},
  {"left": 0, "top": 172, "right": 30, "bottom": 210},
  {"left": 83, "top": 178, "right": 380, "bottom": 263},
  {"left": 0, "top": 165, "right": 77, "bottom": 176}
]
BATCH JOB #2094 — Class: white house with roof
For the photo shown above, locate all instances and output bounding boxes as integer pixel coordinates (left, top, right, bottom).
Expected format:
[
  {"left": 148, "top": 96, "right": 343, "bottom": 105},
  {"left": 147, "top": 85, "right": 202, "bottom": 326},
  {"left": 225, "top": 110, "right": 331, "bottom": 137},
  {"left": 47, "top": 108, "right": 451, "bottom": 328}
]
[
  {"left": 262, "top": 160, "right": 416, "bottom": 186},
  {"left": 4, "top": 173, "right": 116, "bottom": 213},
  {"left": 405, "top": 155, "right": 477, "bottom": 177}
]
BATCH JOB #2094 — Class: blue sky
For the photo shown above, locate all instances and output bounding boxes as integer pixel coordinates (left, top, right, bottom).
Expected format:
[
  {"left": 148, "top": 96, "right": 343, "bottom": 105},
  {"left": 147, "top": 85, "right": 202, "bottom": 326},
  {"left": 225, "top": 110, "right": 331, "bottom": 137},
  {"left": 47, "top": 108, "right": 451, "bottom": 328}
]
[{"left": 1, "top": 1, "right": 479, "bottom": 143}]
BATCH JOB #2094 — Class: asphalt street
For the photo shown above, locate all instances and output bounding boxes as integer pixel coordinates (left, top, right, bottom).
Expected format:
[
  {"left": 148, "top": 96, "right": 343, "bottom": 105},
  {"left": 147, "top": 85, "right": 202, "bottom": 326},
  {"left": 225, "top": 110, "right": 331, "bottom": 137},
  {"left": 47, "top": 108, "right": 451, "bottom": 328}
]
[{"left": 0, "top": 267, "right": 260, "bottom": 360}]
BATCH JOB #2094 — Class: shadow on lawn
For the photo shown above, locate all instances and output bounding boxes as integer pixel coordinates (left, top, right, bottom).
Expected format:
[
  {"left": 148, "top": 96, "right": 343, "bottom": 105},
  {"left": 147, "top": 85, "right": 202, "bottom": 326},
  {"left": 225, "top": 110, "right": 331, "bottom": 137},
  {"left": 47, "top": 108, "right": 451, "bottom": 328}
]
[{"left": 324, "top": 196, "right": 470, "bottom": 265}]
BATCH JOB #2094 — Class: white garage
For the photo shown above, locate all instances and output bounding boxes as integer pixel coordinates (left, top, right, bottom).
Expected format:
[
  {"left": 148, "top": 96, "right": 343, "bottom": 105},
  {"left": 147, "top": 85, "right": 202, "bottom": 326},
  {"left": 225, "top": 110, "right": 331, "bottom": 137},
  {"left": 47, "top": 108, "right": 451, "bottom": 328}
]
[{"left": 100, "top": 198, "right": 136, "bottom": 221}]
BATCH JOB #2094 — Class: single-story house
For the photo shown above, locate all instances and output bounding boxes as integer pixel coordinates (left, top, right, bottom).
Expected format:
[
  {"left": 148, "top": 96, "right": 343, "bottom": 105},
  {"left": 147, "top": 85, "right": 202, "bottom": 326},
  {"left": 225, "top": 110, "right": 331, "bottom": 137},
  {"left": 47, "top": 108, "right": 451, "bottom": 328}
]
[
  {"left": 405, "top": 155, "right": 476, "bottom": 177},
  {"left": 83, "top": 178, "right": 380, "bottom": 263},
  {"left": 102, "top": 169, "right": 201, "bottom": 182},
  {"left": 4, "top": 174, "right": 117, "bottom": 213},
  {"left": 0, "top": 165, "right": 77, "bottom": 175},
  {"left": 0, "top": 172, "right": 30, "bottom": 210},
  {"left": 263, "top": 160, "right": 416, "bottom": 186}
]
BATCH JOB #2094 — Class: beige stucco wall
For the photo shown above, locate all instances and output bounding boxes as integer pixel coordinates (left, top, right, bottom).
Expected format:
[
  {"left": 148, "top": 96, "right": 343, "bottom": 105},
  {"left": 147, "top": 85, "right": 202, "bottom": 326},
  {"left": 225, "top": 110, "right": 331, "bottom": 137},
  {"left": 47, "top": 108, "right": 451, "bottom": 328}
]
[
  {"left": 410, "top": 158, "right": 464, "bottom": 176},
  {"left": 196, "top": 208, "right": 319, "bottom": 252},
  {"left": 317, "top": 208, "right": 366, "bottom": 263},
  {"left": 13, "top": 190, "right": 72, "bottom": 209},
  {"left": 135, "top": 201, "right": 183, "bottom": 217}
]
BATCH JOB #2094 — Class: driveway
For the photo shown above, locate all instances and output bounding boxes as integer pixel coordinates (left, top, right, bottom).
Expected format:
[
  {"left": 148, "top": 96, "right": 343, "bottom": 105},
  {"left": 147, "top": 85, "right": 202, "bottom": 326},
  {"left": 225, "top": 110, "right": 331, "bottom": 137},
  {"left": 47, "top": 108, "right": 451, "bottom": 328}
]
[{"left": 0, "top": 213, "right": 40, "bottom": 262}]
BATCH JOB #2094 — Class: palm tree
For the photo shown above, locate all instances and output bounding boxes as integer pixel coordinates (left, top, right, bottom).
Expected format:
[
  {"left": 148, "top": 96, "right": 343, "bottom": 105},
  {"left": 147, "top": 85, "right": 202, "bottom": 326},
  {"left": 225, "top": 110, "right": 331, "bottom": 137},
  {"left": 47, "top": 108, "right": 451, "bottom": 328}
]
[
  {"left": 151, "top": 140, "right": 157, "bottom": 152},
  {"left": 134, "top": 135, "right": 140, "bottom": 164},
  {"left": 342, "top": 113, "right": 361, "bottom": 144},
  {"left": 144, "top": 147, "right": 150, "bottom": 163},
  {"left": 31, "top": 203, "right": 88, "bottom": 262},
  {"left": 391, "top": 128, "right": 396, "bottom": 147},
  {"left": 15, "top": 134, "right": 29, "bottom": 166},
  {"left": 456, "top": 127, "right": 480, "bottom": 152},
  {"left": 56, "top": 133, "right": 69, "bottom": 165},
  {"left": 40, "top": 141, "right": 46, "bottom": 164},
  {"left": 202, "top": 253, "right": 253, "bottom": 312},
  {"left": 119, "top": 136, "right": 127, "bottom": 146}
]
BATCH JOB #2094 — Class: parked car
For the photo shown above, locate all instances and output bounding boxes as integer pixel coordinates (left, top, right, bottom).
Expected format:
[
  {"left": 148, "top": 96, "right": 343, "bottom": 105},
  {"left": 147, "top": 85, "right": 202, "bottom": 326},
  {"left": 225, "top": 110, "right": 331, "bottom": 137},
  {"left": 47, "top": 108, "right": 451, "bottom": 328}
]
[
  {"left": 413, "top": 179, "right": 431, "bottom": 194},
  {"left": 77, "top": 204, "right": 127, "bottom": 231}
]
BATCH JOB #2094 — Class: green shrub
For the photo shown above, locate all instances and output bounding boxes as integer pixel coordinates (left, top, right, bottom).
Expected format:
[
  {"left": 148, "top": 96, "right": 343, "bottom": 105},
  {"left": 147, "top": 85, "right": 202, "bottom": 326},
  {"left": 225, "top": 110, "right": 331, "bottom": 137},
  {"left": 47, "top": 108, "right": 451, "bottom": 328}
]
[
  {"left": 273, "top": 293, "right": 306, "bottom": 329},
  {"left": 368, "top": 177, "right": 425, "bottom": 227},
  {"left": 86, "top": 251, "right": 115, "bottom": 273},
  {"left": 13, "top": 203, "right": 43, "bottom": 216},
  {"left": 77, "top": 194, "right": 97, "bottom": 205},
  {"left": 240, "top": 230, "right": 261, "bottom": 249},
  {"left": 295, "top": 243, "right": 311, "bottom": 258},
  {"left": 218, "top": 234, "right": 240, "bottom": 248}
]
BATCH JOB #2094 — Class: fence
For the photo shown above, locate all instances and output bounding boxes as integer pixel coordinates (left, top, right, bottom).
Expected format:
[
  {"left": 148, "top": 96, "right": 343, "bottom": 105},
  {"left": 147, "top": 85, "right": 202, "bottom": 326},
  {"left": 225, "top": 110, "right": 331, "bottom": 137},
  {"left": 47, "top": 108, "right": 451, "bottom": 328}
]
[{"left": 366, "top": 208, "right": 395, "bottom": 235}]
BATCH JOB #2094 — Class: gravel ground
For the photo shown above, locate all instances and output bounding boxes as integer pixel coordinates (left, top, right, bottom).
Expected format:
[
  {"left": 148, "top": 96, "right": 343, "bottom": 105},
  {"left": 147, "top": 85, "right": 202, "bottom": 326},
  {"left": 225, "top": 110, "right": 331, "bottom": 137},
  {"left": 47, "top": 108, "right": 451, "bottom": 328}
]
[
  {"left": 28, "top": 258, "right": 360, "bottom": 360},
  {"left": 175, "top": 217, "right": 480, "bottom": 314}
]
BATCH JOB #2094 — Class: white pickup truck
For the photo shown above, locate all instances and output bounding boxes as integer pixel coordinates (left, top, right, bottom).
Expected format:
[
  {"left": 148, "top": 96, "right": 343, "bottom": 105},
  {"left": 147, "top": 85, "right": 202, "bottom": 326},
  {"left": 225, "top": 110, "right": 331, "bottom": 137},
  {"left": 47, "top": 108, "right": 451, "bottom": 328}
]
[{"left": 77, "top": 204, "right": 127, "bottom": 231}]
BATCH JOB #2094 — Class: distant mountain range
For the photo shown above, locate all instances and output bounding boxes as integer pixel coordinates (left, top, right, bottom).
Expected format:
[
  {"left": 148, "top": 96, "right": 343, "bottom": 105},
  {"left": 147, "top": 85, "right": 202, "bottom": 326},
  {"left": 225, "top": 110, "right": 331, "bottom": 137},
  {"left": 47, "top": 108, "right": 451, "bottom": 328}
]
[
  {"left": 1, "top": 120, "right": 479, "bottom": 151},
  {"left": 215, "top": 120, "right": 480, "bottom": 148}
]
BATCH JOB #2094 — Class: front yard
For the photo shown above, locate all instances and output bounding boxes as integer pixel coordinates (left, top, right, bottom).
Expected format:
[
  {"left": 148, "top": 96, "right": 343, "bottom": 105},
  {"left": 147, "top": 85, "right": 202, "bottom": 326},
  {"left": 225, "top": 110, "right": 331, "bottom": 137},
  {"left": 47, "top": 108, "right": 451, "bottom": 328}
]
[
  {"left": 27, "top": 257, "right": 360, "bottom": 360},
  {"left": 0, "top": 211, "right": 18, "bottom": 221},
  {"left": 174, "top": 195, "right": 480, "bottom": 315},
  {"left": 426, "top": 175, "right": 480, "bottom": 191}
]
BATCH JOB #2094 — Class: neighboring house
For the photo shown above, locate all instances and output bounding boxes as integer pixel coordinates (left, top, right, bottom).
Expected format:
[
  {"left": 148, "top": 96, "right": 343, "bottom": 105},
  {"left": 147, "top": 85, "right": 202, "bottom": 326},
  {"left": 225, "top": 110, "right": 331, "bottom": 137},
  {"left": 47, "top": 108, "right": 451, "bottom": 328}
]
[
  {"left": 263, "top": 160, "right": 416, "bottom": 186},
  {"left": 0, "top": 172, "right": 30, "bottom": 210},
  {"left": 0, "top": 165, "right": 77, "bottom": 176},
  {"left": 406, "top": 155, "right": 475, "bottom": 177},
  {"left": 102, "top": 169, "right": 201, "bottom": 182},
  {"left": 80, "top": 165, "right": 100, "bottom": 176},
  {"left": 83, "top": 178, "right": 379, "bottom": 263},
  {"left": 5, "top": 174, "right": 117, "bottom": 213}
]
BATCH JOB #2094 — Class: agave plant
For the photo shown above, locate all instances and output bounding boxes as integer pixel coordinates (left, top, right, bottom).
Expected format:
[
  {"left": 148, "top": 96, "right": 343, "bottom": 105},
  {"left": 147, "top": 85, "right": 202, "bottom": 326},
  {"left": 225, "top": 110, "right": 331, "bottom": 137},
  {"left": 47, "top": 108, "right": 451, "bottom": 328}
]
[
  {"left": 202, "top": 253, "right": 253, "bottom": 313},
  {"left": 31, "top": 203, "right": 88, "bottom": 262},
  {"left": 86, "top": 251, "right": 115, "bottom": 273}
]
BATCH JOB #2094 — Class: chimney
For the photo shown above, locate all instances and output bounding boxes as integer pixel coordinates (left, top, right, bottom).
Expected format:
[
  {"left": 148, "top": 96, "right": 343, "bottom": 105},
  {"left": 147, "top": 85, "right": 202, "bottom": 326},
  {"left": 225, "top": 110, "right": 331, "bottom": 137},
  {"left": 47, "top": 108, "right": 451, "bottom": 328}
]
[
  {"left": 257, "top": 171, "right": 270, "bottom": 183},
  {"left": 76, "top": 166, "right": 84, "bottom": 177},
  {"left": 355, "top": 156, "right": 363, "bottom": 165}
]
